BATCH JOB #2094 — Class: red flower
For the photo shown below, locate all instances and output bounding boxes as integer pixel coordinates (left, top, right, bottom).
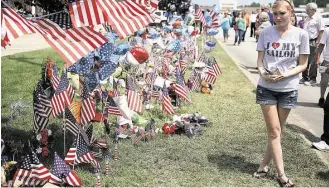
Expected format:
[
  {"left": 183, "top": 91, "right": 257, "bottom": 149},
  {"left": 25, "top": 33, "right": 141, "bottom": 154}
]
[
  {"left": 40, "top": 129, "right": 48, "bottom": 137},
  {"left": 40, "top": 137, "right": 48, "bottom": 146},
  {"left": 42, "top": 147, "right": 49, "bottom": 158}
]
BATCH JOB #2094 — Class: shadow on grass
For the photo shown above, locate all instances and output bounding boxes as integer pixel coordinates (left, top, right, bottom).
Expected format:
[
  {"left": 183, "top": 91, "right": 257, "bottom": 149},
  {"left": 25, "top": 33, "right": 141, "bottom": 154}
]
[
  {"left": 1, "top": 123, "right": 76, "bottom": 163},
  {"left": 207, "top": 153, "right": 258, "bottom": 175},
  {"left": 6, "top": 56, "right": 44, "bottom": 67},
  {"left": 286, "top": 124, "right": 320, "bottom": 143},
  {"left": 316, "top": 171, "right": 329, "bottom": 182}
]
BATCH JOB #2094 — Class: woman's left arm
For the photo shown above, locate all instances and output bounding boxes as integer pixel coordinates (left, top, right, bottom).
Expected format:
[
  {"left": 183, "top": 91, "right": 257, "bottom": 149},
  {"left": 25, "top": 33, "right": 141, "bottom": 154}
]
[{"left": 281, "top": 55, "right": 308, "bottom": 77}]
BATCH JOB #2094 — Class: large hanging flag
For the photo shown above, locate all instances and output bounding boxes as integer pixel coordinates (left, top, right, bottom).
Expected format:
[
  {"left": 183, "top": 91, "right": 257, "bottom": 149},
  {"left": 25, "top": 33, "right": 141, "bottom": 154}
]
[
  {"left": 161, "top": 83, "right": 174, "bottom": 114},
  {"left": 1, "top": 3, "right": 37, "bottom": 46},
  {"left": 175, "top": 69, "right": 191, "bottom": 103},
  {"left": 126, "top": 76, "right": 144, "bottom": 113},
  {"left": 33, "top": 18, "right": 107, "bottom": 66},
  {"left": 96, "top": 0, "right": 154, "bottom": 38},
  {"left": 52, "top": 152, "right": 82, "bottom": 186},
  {"left": 68, "top": 0, "right": 106, "bottom": 28},
  {"left": 81, "top": 82, "right": 96, "bottom": 125},
  {"left": 51, "top": 72, "right": 73, "bottom": 116}
]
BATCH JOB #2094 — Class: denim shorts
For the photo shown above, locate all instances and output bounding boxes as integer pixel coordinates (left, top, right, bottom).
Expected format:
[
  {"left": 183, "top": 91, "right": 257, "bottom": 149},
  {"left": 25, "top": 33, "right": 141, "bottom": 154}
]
[{"left": 256, "top": 85, "right": 298, "bottom": 109}]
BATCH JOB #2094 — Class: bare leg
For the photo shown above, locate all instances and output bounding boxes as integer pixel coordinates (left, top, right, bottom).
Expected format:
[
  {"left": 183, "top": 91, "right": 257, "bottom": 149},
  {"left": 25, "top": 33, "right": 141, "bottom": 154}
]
[{"left": 277, "top": 107, "right": 293, "bottom": 184}]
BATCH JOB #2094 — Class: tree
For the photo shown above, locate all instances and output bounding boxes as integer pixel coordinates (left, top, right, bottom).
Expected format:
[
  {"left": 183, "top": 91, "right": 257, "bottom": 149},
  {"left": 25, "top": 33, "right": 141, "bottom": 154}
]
[{"left": 249, "top": 2, "right": 260, "bottom": 7}]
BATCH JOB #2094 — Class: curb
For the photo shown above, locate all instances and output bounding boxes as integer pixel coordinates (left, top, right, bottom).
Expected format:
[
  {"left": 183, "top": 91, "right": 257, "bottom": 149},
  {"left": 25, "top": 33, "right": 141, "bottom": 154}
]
[{"left": 216, "top": 38, "right": 329, "bottom": 166}]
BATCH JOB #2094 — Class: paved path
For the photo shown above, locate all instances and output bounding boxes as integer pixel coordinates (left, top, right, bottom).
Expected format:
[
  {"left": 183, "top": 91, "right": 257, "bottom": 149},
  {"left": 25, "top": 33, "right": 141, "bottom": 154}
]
[
  {"left": 1, "top": 33, "right": 50, "bottom": 57},
  {"left": 216, "top": 29, "right": 329, "bottom": 164}
]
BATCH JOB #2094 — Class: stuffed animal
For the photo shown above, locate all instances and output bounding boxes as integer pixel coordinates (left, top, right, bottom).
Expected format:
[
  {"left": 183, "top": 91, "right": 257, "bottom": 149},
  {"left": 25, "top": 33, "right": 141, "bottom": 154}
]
[{"left": 201, "top": 80, "right": 212, "bottom": 94}]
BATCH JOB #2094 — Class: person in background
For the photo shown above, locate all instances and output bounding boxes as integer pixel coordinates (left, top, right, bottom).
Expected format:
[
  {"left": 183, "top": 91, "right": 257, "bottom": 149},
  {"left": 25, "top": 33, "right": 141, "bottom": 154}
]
[
  {"left": 219, "top": 11, "right": 231, "bottom": 43},
  {"left": 316, "top": 27, "right": 329, "bottom": 108},
  {"left": 312, "top": 28, "right": 329, "bottom": 152},
  {"left": 234, "top": 12, "right": 245, "bottom": 45},
  {"left": 291, "top": 15, "right": 297, "bottom": 27},
  {"left": 263, "top": 4, "right": 274, "bottom": 25},
  {"left": 254, "top": 0, "right": 309, "bottom": 187},
  {"left": 300, "top": 2, "right": 325, "bottom": 86},
  {"left": 242, "top": 10, "right": 250, "bottom": 41},
  {"left": 255, "top": 12, "right": 271, "bottom": 42},
  {"left": 298, "top": 15, "right": 305, "bottom": 29},
  {"left": 250, "top": 11, "right": 257, "bottom": 38}
]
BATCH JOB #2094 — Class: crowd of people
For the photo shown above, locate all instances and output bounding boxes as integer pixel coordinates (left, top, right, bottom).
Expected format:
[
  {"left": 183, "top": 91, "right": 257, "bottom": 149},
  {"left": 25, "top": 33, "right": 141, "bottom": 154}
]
[{"left": 216, "top": 1, "right": 328, "bottom": 187}]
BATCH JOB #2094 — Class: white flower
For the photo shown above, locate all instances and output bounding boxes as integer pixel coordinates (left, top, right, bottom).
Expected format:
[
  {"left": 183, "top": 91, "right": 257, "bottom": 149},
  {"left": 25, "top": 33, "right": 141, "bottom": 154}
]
[
  {"left": 36, "top": 147, "right": 42, "bottom": 154},
  {"left": 36, "top": 134, "right": 42, "bottom": 141},
  {"left": 48, "top": 129, "right": 52, "bottom": 136}
]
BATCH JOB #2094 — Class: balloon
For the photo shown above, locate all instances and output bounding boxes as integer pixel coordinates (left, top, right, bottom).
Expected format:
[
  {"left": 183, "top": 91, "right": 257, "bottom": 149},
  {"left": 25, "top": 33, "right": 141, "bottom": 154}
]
[
  {"left": 130, "top": 47, "right": 149, "bottom": 64},
  {"left": 172, "top": 20, "right": 182, "bottom": 28},
  {"left": 206, "top": 28, "right": 219, "bottom": 36},
  {"left": 204, "top": 40, "right": 216, "bottom": 53}
]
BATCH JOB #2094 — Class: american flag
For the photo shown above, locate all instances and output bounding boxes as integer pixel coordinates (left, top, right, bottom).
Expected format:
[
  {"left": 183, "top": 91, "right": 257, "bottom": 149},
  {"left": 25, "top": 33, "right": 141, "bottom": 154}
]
[
  {"left": 177, "top": 59, "right": 188, "bottom": 74},
  {"left": 68, "top": 0, "right": 106, "bottom": 28},
  {"left": 12, "top": 154, "right": 48, "bottom": 187},
  {"left": 204, "top": 66, "right": 217, "bottom": 84},
  {"left": 161, "top": 83, "right": 174, "bottom": 114},
  {"left": 151, "top": 90, "right": 161, "bottom": 100},
  {"left": 175, "top": 69, "right": 191, "bottom": 103},
  {"left": 52, "top": 152, "right": 82, "bottom": 186},
  {"left": 96, "top": 0, "right": 154, "bottom": 38},
  {"left": 1, "top": 3, "right": 37, "bottom": 46},
  {"left": 209, "top": 5, "right": 219, "bottom": 19},
  {"left": 194, "top": 5, "right": 206, "bottom": 25},
  {"left": 33, "top": 18, "right": 107, "bottom": 66},
  {"left": 132, "top": 0, "right": 158, "bottom": 12},
  {"left": 112, "top": 78, "right": 119, "bottom": 97},
  {"left": 75, "top": 133, "right": 100, "bottom": 169},
  {"left": 30, "top": 151, "right": 51, "bottom": 181},
  {"left": 64, "top": 108, "right": 82, "bottom": 137},
  {"left": 51, "top": 71, "right": 74, "bottom": 101},
  {"left": 33, "top": 83, "right": 52, "bottom": 133},
  {"left": 145, "top": 70, "right": 157, "bottom": 86},
  {"left": 81, "top": 82, "right": 96, "bottom": 125},
  {"left": 197, "top": 50, "right": 206, "bottom": 63},
  {"left": 126, "top": 76, "right": 144, "bottom": 113},
  {"left": 161, "top": 57, "right": 170, "bottom": 75},
  {"left": 86, "top": 124, "right": 95, "bottom": 144},
  {"left": 106, "top": 96, "right": 123, "bottom": 117},
  {"left": 51, "top": 72, "right": 73, "bottom": 116},
  {"left": 189, "top": 70, "right": 201, "bottom": 92},
  {"left": 212, "top": 62, "right": 222, "bottom": 76},
  {"left": 211, "top": 17, "right": 220, "bottom": 28}
]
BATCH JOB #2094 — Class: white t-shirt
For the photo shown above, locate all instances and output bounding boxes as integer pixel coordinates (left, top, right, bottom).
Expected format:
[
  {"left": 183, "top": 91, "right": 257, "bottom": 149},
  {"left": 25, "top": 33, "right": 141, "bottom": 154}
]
[
  {"left": 257, "top": 26, "right": 310, "bottom": 92},
  {"left": 304, "top": 13, "right": 325, "bottom": 40},
  {"left": 250, "top": 14, "right": 257, "bottom": 23},
  {"left": 320, "top": 28, "right": 329, "bottom": 62}
]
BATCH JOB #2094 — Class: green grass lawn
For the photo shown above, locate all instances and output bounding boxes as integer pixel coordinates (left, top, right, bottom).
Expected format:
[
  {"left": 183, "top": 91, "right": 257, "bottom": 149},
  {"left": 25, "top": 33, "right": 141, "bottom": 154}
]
[{"left": 1, "top": 45, "right": 329, "bottom": 187}]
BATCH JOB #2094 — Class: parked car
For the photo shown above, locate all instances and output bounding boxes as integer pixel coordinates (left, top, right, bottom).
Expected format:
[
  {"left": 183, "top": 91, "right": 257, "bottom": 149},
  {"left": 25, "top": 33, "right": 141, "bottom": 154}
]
[
  {"left": 151, "top": 10, "right": 168, "bottom": 26},
  {"left": 321, "top": 12, "right": 329, "bottom": 27}
]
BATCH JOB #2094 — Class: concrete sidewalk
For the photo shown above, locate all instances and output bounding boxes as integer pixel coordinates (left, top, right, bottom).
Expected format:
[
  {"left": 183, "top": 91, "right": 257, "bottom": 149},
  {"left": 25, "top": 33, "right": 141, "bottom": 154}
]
[
  {"left": 216, "top": 29, "right": 329, "bottom": 164},
  {"left": 1, "top": 33, "right": 50, "bottom": 57}
]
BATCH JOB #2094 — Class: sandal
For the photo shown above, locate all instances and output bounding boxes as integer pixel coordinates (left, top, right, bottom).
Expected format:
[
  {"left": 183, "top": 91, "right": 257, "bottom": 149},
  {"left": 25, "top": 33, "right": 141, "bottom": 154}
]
[
  {"left": 277, "top": 174, "right": 295, "bottom": 187},
  {"left": 253, "top": 168, "right": 270, "bottom": 178}
]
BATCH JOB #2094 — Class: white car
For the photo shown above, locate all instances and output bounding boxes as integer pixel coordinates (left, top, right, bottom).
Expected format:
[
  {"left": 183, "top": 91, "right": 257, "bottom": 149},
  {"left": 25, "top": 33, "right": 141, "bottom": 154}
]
[{"left": 321, "top": 12, "right": 329, "bottom": 27}]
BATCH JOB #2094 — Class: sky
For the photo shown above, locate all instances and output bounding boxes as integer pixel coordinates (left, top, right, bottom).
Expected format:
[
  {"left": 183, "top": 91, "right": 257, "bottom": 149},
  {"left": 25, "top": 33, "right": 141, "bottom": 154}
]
[{"left": 192, "top": 0, "right": 273, "bottom": 6}]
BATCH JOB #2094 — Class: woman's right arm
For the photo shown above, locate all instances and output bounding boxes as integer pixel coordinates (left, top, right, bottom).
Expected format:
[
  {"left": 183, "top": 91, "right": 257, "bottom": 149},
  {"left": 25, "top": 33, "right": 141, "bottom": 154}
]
[{"left": 257, "top": 51, "right": 266, "bottom": 74}]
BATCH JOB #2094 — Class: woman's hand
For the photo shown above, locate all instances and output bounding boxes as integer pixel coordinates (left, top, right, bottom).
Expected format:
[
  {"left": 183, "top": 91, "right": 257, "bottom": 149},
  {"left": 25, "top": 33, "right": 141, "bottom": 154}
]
[{"left": 260, "top": 71, "right": 285, "bottom": 83}]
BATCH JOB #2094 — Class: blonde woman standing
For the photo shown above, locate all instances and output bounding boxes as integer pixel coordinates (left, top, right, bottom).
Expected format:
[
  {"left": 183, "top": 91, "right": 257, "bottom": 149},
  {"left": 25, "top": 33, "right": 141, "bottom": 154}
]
[{"left": 254, "top": 0, "right": 309, "bottom": 187}]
